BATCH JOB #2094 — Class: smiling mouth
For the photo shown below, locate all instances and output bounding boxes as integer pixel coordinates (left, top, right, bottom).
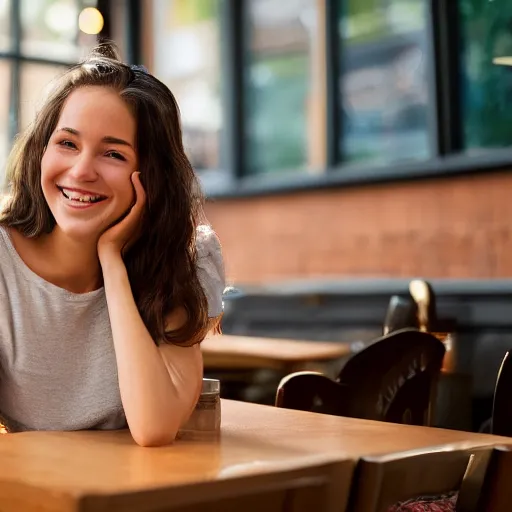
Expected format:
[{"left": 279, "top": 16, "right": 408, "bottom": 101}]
[{"left": 57, "top": 186, "right": 108, "bottom": 204}]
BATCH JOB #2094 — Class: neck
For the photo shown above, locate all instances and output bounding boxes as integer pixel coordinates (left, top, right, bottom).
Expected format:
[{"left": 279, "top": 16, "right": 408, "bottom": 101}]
[{"left": 35, "top": 228, "right": 103, "bottom": 293}]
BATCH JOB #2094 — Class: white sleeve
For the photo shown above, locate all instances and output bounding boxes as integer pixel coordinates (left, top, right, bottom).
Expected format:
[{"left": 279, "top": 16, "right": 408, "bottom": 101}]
[{"left": 195, "top": 225, "right": 226, "bottom": 318}]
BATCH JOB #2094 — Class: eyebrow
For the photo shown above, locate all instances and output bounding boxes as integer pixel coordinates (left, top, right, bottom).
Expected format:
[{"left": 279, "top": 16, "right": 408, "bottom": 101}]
[{"left": 57, "top": 127, "right": 134, "bottom": 150}]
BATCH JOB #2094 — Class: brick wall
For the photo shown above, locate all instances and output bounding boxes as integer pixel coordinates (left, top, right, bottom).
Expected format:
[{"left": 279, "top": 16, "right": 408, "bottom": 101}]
[{"left": 205, "top": 171, "right": 512, "bottom": 285}]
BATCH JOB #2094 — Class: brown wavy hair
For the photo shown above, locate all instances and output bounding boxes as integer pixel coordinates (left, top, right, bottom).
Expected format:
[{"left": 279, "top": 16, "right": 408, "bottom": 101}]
[{"left": 0, "top": 43, "right": 220, "bottom": 346}]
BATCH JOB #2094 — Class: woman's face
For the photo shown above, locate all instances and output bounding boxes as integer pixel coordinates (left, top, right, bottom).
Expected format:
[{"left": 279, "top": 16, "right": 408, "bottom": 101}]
[{"left": 41, "top": 86, "right": 138, "bottom": 241}]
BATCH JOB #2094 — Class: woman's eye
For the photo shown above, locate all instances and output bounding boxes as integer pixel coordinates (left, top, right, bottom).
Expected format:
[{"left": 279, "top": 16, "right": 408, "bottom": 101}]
[
  {"left": 58, "top": 140, "right": 77, "bottom": 149},
  {"left": 106, "top": 151, "right": 126, "bottom": 161}
]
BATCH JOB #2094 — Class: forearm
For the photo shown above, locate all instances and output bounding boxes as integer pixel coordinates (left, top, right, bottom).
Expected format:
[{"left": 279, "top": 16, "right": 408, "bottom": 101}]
[{"left": 101, "top": 254, "right": 201, "bottom": 447}]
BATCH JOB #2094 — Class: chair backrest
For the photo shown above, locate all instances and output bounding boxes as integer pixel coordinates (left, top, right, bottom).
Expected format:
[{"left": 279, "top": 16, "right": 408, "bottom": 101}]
[
  {"left": 275, "top": 371, "right": 349, "bottom": 415},
  {"left": 383, "top": 295, "right": 418, "bottom": 335},
  {"left": 348, "top": 445, "right": 494, "bottom": 512},
  {"left": 492, "top": 351, "right": 512, "bottom": 437},
  {"left": 336, "top": 329, "right": 445, "bottom": 425},
  {"left": 458, "top": 445, "right": 512, "bottom": 512}
]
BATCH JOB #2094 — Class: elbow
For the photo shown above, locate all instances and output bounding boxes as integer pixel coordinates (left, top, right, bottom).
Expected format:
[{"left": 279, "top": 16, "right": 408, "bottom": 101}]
[{"left": 130, "top": 423, "right": 180, "bottom": 448}]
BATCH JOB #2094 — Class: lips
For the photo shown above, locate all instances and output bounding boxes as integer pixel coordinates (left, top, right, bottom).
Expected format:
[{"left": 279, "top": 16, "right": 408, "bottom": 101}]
[{"left": 57, "top": 186, "right": 108, "bottom": 204}]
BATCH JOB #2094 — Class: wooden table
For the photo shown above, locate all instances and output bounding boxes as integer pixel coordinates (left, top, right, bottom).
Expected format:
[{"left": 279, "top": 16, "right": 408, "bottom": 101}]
[
  {"left": 0, "top": 400, "right": 509, "bottom": 512},
  {"left": 201, "top": 335, "right": 351, "bottom": 372}
]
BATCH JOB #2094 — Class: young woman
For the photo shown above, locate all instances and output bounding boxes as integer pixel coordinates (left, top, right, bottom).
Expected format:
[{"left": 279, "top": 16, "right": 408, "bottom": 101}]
[{"left": 0, "top": 43, "right": 225, "bottom": 446}]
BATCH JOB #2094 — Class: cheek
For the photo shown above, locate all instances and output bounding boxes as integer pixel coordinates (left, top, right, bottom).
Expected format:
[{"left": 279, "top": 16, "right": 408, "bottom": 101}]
[
  {"left": 40, "top": 152, "right": 60, "bottom": 185},
  {"left": 109, "top": 175, "right": 135, "bottom": 208}
]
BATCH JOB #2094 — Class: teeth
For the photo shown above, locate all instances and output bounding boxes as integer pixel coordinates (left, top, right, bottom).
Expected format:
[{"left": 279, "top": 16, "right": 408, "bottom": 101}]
[{"left": 61, "top": 188, "right": 104, "bottom": 203}]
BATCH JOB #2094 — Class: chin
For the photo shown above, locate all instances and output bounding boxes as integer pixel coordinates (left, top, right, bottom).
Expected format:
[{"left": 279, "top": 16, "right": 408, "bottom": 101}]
[
  {"left": 47, "top": 194, "right": 121, "bottom": 242},
  {"left": 50, "top": 210, "right": 110, "bottom": 243},
  {"left": 53, "top": 220, "right": 105, "bottom": 243}
]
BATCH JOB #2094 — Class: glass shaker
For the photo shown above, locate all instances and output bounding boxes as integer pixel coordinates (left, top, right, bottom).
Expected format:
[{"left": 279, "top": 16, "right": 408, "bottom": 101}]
[{"left": 177, "top": 378, "right": 221, "bottom": 440}]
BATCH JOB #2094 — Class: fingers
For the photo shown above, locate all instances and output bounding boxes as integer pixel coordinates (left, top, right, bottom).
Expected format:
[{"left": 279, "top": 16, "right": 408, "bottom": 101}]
[{"left": 131, "top": 171, "right": 146, "bottom": 211}]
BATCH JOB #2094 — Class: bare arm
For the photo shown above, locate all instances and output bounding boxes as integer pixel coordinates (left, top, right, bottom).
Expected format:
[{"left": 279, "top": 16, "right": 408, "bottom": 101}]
[
  {"left": 101, "top": 254, "right": 205, "bottom": 447},
  {"left": 97, "top": 173, "right": 223, "bottom": 447}
]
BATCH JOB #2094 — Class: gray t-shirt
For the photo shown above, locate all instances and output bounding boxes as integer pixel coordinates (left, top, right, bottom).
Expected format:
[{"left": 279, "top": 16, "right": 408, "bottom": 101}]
[{"left": 0, "top": 225, "right": 224, "bottom": 432}]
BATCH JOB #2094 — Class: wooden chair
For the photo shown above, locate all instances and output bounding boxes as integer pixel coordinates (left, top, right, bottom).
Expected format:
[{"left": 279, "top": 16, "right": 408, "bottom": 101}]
[
  {"left": 276, "top": 329, "right": 445, "bottom": 426},
  {"left": 383, "top": 295, "right": 418, "bottom": 335},
  {"left": 457, "top": 445, "right": 512, "bottom": 511},
  {"left": 385, "top": 282, "right": 457, "bottom": 337},
  {"left": 491, "top": 351, "right": 512, "bottom": 437},
  {"left": 345, "top": 445, "right": 494, "bottom": 512}
]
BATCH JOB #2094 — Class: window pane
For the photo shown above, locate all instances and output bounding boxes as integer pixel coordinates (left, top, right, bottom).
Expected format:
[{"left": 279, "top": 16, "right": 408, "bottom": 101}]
[
  {"left": 21, "top": 0, "right": 99, "bottom": 61},
  {"left": 245, "top": 0, "right": 324, "bottom": 175},
  {"left": 152, "top": 0, "right": 222, "bottom": 170},
  {"left": 339, "top": 0, "right": 430, "bottom": 165},
  {"left": 20, "top": 64, "right": 69, "bottom": 130},
  {"left": 460, "top": 0, "right": 512, "bottom": 151},
  {"left": 0, "top": 60, "right": 10, "bottom": 186},
  {"left": 0, "top": 0, "right": 10, "bottom": 51}
]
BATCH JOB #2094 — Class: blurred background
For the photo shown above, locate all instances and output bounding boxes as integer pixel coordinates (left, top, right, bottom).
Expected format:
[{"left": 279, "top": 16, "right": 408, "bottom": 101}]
[{"left": 2, "top": 0, "right": 512, "bottom": 432}]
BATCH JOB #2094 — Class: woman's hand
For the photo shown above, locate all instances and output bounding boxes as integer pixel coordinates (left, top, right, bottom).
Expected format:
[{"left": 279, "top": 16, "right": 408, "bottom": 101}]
[{"left": 98, "top": 171, "right": 146, "bottom": 262}]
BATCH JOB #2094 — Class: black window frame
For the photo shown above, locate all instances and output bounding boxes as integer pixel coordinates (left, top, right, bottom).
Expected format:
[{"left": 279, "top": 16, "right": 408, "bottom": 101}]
[{"left": 127, "top": 0, "right": 512, "bottom": 198}]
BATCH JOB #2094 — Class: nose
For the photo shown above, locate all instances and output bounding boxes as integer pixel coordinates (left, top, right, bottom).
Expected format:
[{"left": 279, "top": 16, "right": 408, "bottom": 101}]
[{"left": 67, "top": 152, "right": 98, "bottom": 182}]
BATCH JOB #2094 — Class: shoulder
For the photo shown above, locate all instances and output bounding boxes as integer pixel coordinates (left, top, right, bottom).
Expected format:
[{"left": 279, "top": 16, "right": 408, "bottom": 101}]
[
  {"left": 0, "top": 226, "right": 22, "bottom": 270},
  {"left": 195, "top": 225, "right": 225, "bottom": 318},
  {"left": 195, "top": 225, "right": 223, "bottom": 268},
  {"left": 196, "top": 225, "right": 221, "bottom": 256}
]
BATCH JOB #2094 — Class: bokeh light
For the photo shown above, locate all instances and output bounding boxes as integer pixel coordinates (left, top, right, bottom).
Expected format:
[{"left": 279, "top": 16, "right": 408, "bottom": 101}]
[
  {"left": 78, "top": 7, "right": 104, "bottom": 35},
  {"left": 493, "top": 56, "right": 512, "bottom": 66}
]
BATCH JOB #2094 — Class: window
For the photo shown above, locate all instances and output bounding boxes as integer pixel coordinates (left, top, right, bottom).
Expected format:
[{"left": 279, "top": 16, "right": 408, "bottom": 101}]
[
  {"left": 245, "top": 0, "right": 324, "bottom": 175},
  {"left": 0, "top": 61, "right": 10, "bottom": 173},
  {"left": 152, "top": 0, "right": 223, "bottom": 171},
  {"left": 459, "top": 0, "right": 512, "bottom": 152},
  {"left": 20, "top": 63, "right": 69, "bottom": 131},
  {"left": 21, "top": 0, "right": 98, "bottom": 62},
  {"left": 0, "top": 0, "right": 102, "bottom": 182},
  {"left": 140, "top": 1, "right": 512, "bottom": 194},
  {"left": 339, "top": 0, "right": 431, "bottom": 166},
  {"left": 0, "top": 0, "right": 9, "bottom": 51}
]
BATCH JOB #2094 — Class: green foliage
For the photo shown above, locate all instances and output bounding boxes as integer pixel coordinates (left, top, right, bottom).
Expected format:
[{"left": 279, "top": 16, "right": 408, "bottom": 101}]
[
  {"left": 246, "top": 54, "right": 308, "bottom": 174},
  {"left": 173, "top": 0, "right": 219, "bottom": 25},
  {"left": 461, "top": 0, "right": 512, "bottom": 148}
]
